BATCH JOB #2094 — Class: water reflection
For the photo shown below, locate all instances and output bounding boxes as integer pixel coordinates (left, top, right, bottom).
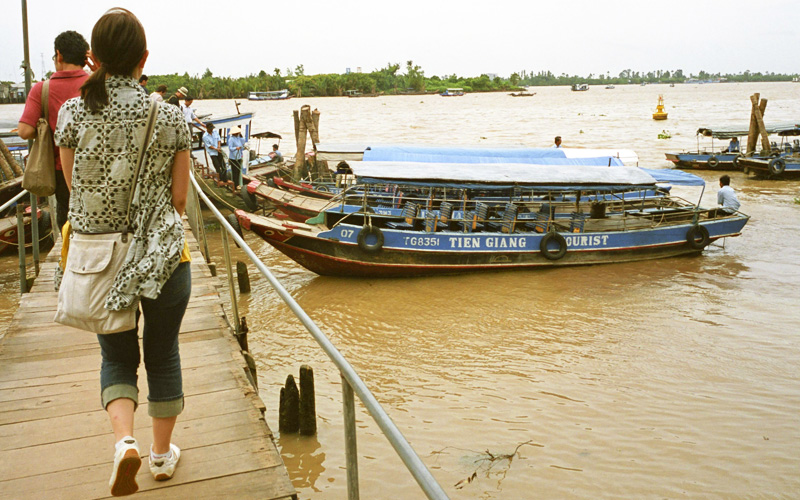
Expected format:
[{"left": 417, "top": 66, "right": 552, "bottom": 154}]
[{"left": 278, "top": 433, "right": 327, "bottom": 492}]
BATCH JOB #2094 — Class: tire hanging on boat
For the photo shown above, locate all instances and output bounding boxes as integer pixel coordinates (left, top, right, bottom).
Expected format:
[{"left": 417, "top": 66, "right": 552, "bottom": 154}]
[
  {"left": 226, "top": 213, "right": 244, "bottom": 248},
  {"left": 732, "top": 155, "right": 741, "bottom": 170},
  {"left": 686, "top": 224, "right": 710, "bottom": 250},
  {"left": 768, "top": 158, "right": 786, "bottom": 175},
  {"left": 316, "top": 185, "right": 329, "bottom": 192},
  {"left": 540, "top": 232, "right": 567, "bottom": 260},
  {"left": 240, "top": 184, "right": 258, "bottom": 211},
  {"left": 357, "top": 225, "right": 384, "bottom": 253},
  {"left": 707, "top": 156, "right": 720, "bottom": 168}
]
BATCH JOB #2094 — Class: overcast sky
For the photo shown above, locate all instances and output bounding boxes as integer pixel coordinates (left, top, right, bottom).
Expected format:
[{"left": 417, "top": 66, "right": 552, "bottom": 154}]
[{"left": 2, "top": 0, "right": 798, "bottom": 83}]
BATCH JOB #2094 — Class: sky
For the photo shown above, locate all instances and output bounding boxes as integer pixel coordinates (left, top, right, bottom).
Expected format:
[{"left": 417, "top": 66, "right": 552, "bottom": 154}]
[{"left": 2, "top": 0, "right": 799, "bottom": 83}]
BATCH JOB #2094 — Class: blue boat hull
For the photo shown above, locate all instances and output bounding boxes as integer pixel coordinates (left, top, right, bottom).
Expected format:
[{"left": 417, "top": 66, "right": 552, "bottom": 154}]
[{"left": 247, "top": 214, "right": 749, "bottom": 277}]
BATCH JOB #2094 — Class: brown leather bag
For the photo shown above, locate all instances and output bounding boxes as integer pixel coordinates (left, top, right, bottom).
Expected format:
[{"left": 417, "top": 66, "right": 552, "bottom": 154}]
[{"left": 22, "top": 80, "right": 56, "bottom": 197}]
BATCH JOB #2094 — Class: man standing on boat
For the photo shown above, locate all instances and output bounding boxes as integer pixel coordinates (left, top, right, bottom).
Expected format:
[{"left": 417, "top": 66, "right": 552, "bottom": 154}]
[
  {"left": 203, "top": 122, "right": 227, "bottom": 183},
  {"left": 552, "top": 136, "right": 562, "bottom": 148},
  {"left": 717, "top": 175, "right": 740, "bottom": 214},
  {"left": 181, "top": 96, "right": 205, "bottom": 135},
  {"left": 166, "top": 86, "right": 189, "bottom": 107},
  {"left": 17, "top": 30, "right": 93, "bottom": 233}
]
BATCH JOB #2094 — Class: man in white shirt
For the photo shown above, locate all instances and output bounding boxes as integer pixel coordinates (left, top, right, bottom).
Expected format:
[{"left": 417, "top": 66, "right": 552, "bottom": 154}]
[
  {"left": 717, "top": 175, "right": 740, "bottom": 214},
  {"left": 552, "top": 136, "right": 562, "bottom": 148},
  {"left": 181, "top": 97, "right": 205, "bottom": 135},
  {"left": 149, "top": 84, "right": 167, "bottom": 102}
]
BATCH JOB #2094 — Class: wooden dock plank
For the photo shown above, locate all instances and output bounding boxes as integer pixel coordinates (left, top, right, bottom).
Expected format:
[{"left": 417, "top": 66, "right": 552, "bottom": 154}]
[{"left": 0, "top": 227, "right": 296, "bottom": 499}]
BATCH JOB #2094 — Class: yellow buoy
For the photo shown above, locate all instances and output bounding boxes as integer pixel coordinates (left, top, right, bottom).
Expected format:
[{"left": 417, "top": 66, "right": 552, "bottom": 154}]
[{"left": 653, "top": 95, "right": 668, "bottom": 120}]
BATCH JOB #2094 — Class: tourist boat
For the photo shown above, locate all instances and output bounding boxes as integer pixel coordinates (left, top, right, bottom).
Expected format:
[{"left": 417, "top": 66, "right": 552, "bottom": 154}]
[
  {"left": 509, "top": 91, "right": 536, "bottom": 97},
  {"left": 236, "top": 162, "right": 748, "bottom": 277},
  {"left": 571, "top": 83, "right": 589, "bottom": 91},
  {"left": 605, "top": 85, "right": 615, "bottom": 89},
  {"left": 248, "top": 89, "right": 291, "bottom": 101},
  {"left": 665, "top": 122, "right": 798, "bottom": 170},
  {"left": 652, "top": 95, "right": 668, "bottom": 120},
  {"left": 440, "top": 88, "right": 465, "bottom": 97}
]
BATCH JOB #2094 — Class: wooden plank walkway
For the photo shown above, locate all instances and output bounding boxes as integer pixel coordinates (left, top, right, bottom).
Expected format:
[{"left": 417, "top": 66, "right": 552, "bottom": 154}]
[{"left": 0, "top": 228, "right": 296, "bottom": 499}]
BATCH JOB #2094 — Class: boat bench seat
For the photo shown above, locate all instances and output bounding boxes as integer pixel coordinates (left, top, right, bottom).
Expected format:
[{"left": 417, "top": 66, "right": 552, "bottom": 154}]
[
  {"left": 386, "top": 202, "right": 418, "bottom": 230},
  {"left": 486, "top": 203, "right": 519, "bottom": 233},
  {"left": 460, "top": 202, "right": 489, "bottom": 232},
  {"left": 436, "top": 202, "right": 454, "bottom": 230},
  {"left": 568, "top": 212, "right": 589, "bottom": 233}
]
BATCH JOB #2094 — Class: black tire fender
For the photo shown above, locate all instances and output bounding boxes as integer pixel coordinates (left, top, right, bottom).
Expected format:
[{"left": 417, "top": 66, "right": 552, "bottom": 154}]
[
  {"left": 769, "top": 158, "right": 786, "bottom": 175},
  {"left": 732, "top": 155, "right": 741, "bottom": 170},
  {"left": 357, "top": 225, "right": 384, "bottom": 253},
  {"left": 540, "top": 232, "right": 567, "bottom": 260},
  {"left": 226, "top": 213, "right": 244, "bottom": 248},
  {"left": 240, "top": 183, "right": 258, "bottom": 211},
  {"left": 686, "top": 224, "right": 710, "bottom": 250},
  {"left": 707, "top": 156, "right": 719, "bottom": 168}
]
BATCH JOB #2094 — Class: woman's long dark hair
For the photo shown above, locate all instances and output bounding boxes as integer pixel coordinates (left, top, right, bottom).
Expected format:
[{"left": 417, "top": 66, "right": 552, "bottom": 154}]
[{"left": 80, "top": 8, "right": 147, "bottom": 113}]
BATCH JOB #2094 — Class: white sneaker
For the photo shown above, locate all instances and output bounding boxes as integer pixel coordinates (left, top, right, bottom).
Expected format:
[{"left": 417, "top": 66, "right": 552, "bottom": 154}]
[
  {"left": 149, "top": 443, "right": 181, "bottom": 481},
  {"left": 109, "top": 437, "right": 141, "bottom": 496}
]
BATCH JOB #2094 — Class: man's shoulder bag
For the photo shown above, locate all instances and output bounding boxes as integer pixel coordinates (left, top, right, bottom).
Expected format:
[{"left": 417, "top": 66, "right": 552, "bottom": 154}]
[{"left": 22, "top": 80, "right": 57, "bottom": 197}]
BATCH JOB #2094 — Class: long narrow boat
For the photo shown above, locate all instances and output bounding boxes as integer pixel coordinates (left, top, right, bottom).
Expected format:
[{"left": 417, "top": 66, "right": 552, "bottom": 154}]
[{"left": 237, "top": 162, "right": 748, "bottom": 277}]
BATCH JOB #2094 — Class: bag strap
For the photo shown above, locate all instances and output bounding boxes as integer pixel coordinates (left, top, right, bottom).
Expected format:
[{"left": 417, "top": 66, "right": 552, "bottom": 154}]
[
  {"left": 121, "top": 100, "right": 159, "bottom": 236},
  {"left": 41, "top": 80, "right": 50, "bottom": 122}
]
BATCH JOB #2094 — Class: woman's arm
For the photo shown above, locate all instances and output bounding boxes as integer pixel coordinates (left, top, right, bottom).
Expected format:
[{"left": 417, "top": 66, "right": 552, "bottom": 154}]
[
  {"left": 60, "top": 147, "right": 75, "bottom": 191},
  {"left": 171, "top": 150, "right": 190, "bottom": 215}
]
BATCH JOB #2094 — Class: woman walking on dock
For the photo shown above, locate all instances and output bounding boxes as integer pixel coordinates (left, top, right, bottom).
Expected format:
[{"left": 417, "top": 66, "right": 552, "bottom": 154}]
[{"left": 54, "top": 7, "right": 192, "bottom": 496}]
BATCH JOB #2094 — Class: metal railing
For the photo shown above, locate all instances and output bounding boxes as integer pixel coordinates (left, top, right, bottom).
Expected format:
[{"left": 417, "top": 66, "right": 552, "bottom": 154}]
[
  {"left": 187, "top": 171, "right": 449, "bottom": 500},
  {"left": 0, "top": 188, "right": 51, "bottom": 293}
]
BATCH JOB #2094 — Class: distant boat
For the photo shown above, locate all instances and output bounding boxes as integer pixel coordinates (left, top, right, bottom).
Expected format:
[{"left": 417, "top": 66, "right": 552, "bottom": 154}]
[
  {"left": 509, "top": 91, "right": 536, "bottom": 97},
  {"left": 440, "top": 88, "right": 465, "bottom": 96},
  {"left": 345, "top": 89, "right": 380, "bottom": 98},
  {"left": 652, "top": 95, "right": 668, "bottom": 120},
  {"left": 571, "top": 83, "right": 589, "bottom": 91},
  {"left": 605, "top": 85, "right": 615, "bottom": 89},
  {"left": 248, "top": 89, "right": 291, "bottom": 101}
]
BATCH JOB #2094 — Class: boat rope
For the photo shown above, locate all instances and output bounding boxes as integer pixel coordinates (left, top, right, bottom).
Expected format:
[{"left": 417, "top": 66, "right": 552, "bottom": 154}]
[{"left": 1, "top": 227, "right": 54, "bottom": 247}]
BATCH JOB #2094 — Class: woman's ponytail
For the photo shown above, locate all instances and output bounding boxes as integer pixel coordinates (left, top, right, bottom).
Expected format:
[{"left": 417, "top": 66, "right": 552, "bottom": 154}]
[{"left": 80, "top": 65, "right": 108, "bottom": 114}]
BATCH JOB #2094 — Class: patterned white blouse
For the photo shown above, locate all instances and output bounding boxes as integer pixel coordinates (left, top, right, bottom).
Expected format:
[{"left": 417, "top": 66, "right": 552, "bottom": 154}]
[{"left": 54, "top": 75, "right": 190, "bottom": 311}]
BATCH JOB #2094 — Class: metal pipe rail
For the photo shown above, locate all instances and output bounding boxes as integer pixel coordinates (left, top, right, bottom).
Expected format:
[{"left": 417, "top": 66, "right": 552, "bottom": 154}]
[
  {"left": 2, "top": 188, "right": 46, "bottom": 293},
  {"left": 188, "top": 172, "right": 449, "bottom": 500}
]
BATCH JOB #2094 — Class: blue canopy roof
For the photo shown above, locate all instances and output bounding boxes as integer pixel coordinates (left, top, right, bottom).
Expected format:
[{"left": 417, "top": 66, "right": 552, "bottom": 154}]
[
  {"left": 640, "top": 168, "right": 706, "bottom": 186},
  {"left": 363, "top": 145, "right": 628, "bottom": 166}
]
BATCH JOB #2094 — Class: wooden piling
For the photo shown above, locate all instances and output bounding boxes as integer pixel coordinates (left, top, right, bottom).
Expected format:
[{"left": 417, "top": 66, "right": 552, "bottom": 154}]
[
  {"left": 0, "top": 140, "right": 23, "bottom": 177},
  {"left": 747, "top": 94, "right": 769, "bottom": 154},
  {"left": 299, "top": 364, "right": 317, "bottom": 436},
  {"left": 279, "top": 374, "right": 300, "bottom": 434},
  {"left": 236, "top": 261, "right": 251, "bottom": 293}
]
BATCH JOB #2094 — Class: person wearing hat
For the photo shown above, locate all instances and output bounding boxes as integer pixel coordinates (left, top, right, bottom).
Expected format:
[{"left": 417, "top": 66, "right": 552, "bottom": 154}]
[
  {"left": 203, "top": 122, "right": 227, "bottom": 183},
  {"left": 227, "top": 126, "right": 247, "bottom": 189},
  {"left": 166, "top": 86, "right": 189, "bottom": 107}
]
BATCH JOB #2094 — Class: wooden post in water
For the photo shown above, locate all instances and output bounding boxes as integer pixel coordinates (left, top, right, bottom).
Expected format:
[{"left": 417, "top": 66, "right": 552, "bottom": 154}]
[
  {"left": 279, "top": 375, "right": 300, "bottom": 433},
  {"left": 295, "top": 108, "right": 306, "bottom": 177},
  {"left": 299, "top": 364, "right": 317, "bottom": 435},
  {"left": 236, "top": 261, "right": 250, "bottom": 293},
  {"left": 747, "top": 94, "right": 769, "bottom": 154}
]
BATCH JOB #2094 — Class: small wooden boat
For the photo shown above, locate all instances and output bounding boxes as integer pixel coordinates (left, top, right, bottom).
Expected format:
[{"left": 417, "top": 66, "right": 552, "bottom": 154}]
[
  {"left": 509, "top": 92, "right": 536, "bottom": 97},
  {"left": 0, "top": 207, "right": 54, "bottom": 254},
  {"left": 652, "top": 95, "right": 668, "bottom": 120},
  {"left": 237, "top": 163, "right": 748, "bottom": 278}
]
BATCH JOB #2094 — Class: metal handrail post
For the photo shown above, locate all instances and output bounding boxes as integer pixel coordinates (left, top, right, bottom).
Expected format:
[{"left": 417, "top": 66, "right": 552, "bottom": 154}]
[
  {"left": 188, "top": 172, "right": 449, "bottom": 500},
  {"left": 342, "top": 375, "right": 360, "bottom": 500},
  {"left": 220, "top": 227, "right": 241, "bottom": 335},
  {"left": 30, "top": 193, "right": 39, "bottom": 276},
  {"left": 16, "top": 205, "right": 27, "bottom": 293}
]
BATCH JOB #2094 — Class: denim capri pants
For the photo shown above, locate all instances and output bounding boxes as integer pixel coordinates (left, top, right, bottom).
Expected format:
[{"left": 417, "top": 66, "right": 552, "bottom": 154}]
[{"left": 97, "top": 261, "right": 192, "bottom": 418}]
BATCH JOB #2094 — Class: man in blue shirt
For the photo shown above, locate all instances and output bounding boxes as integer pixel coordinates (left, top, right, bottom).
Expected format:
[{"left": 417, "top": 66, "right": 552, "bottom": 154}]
[
  {"left": 227, "top": 126, "right": 247, "bottom": 188},
  {"left": 203, "top": 123, "right": 227, "bottom": 183},
  {"left": 267, "top": 143, "right": 283, "bottom": 163},
  {"left": 727, "top": 137, "right": 740, "bottom": 152}
]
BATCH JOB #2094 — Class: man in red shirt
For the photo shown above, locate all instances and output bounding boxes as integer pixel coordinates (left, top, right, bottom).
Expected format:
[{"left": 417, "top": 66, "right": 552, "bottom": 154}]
[{"left": 18, "top": 30, "right": 91, "bottom": 232}]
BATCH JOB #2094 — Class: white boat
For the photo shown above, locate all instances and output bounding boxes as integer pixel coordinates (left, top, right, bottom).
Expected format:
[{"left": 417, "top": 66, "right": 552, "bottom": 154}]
[
  {"left": 440, "top": 88, "right": 465, "bottom": 97},
  {"left": 248, "top": 89, "right": 291, "bottom": 101},
  {"left": 571, "top": 83, "right": 589, "bottom": 91}
]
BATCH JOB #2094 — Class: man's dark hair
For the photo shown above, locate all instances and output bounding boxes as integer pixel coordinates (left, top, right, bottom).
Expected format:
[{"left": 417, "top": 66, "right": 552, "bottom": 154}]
[
  {"left": 555, "top": 136, "right": 561, "bottom": 142},
  {"left": 139, "top": 75, "right": 148, "bottom": 83},
  {"left": 272, "top": 144, "right": 279, "bottom": 150},
  {"left": 54, "top": 30, "right": 89, "bottom": 67},
  {"left": 720, "top": 175, "right": 731, "bottom": 186},
  {"left": 156, "top": 84, "right": 167, "bottom": 92},
  {"left": 206, "top": 122, "right": 214, "bottom": 130}
]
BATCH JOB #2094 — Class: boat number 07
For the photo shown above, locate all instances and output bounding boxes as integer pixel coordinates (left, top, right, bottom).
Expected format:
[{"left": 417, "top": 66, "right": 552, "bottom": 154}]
[{"left": 340, "top": 229, "right": 355, "bottom": 238}]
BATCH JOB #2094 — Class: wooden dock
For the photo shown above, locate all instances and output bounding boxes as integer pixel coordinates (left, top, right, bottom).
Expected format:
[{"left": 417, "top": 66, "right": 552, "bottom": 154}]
[{"left": 0, "top": 229, "right": 296, "bottom": 499}]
